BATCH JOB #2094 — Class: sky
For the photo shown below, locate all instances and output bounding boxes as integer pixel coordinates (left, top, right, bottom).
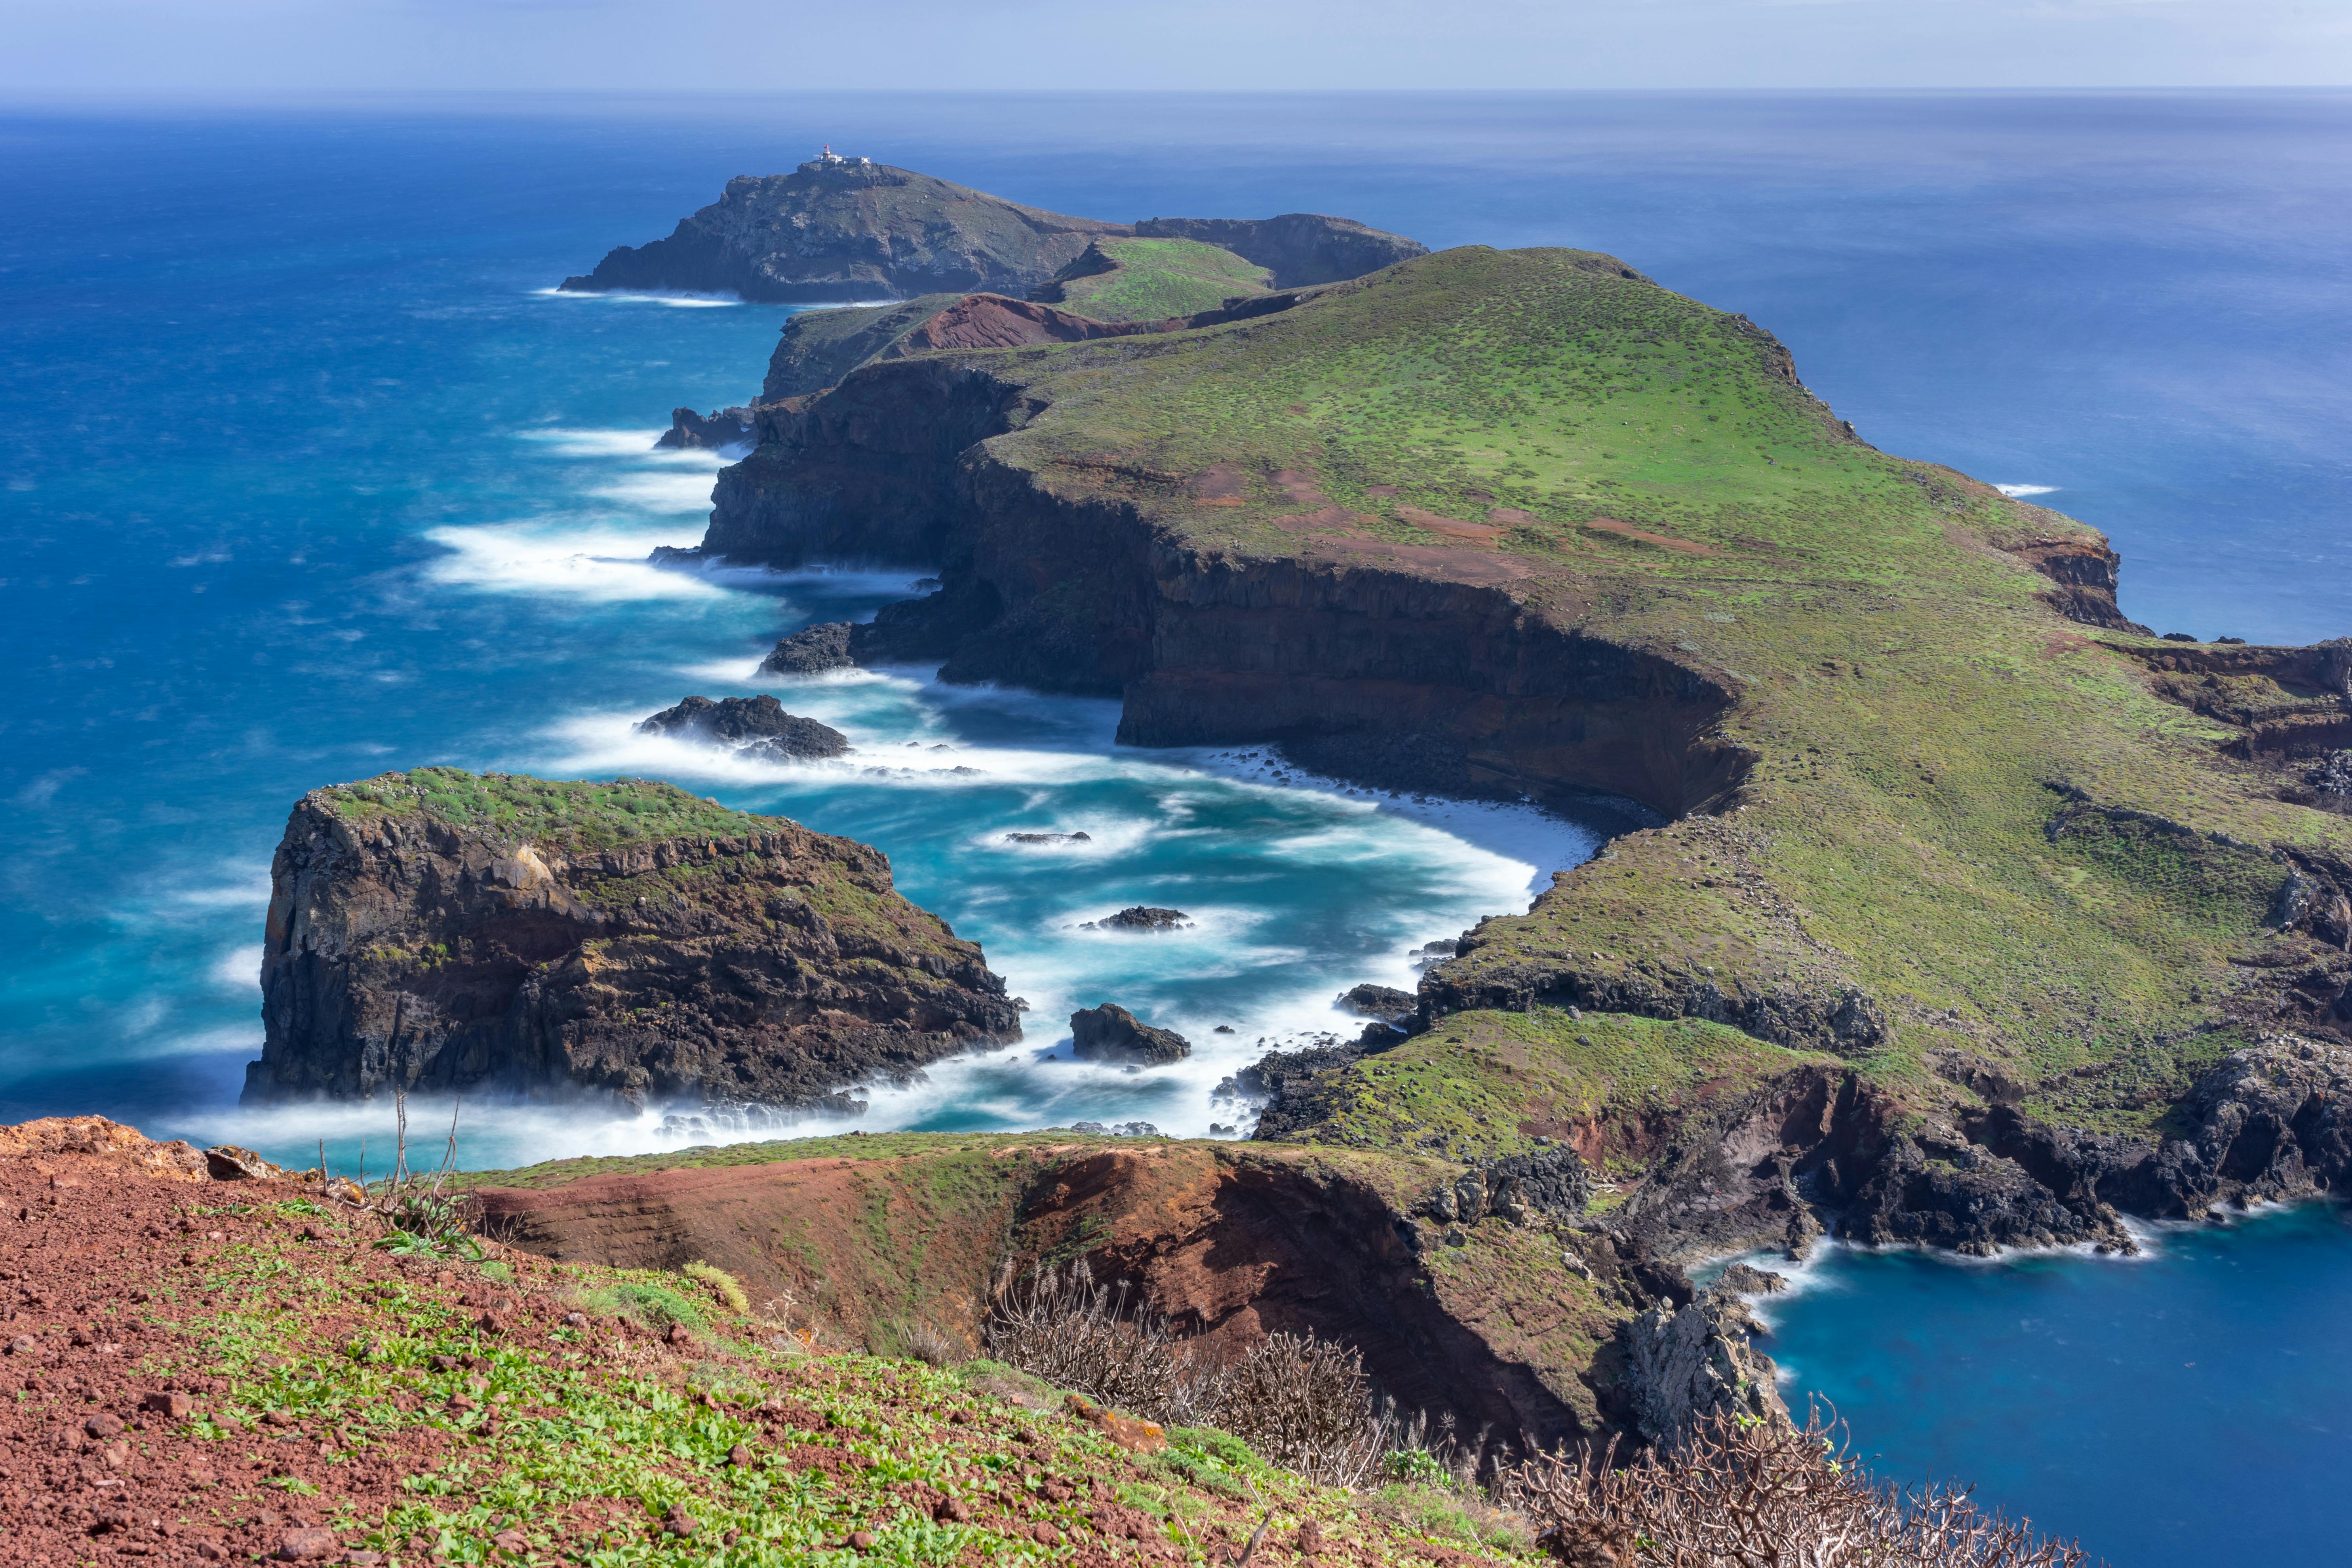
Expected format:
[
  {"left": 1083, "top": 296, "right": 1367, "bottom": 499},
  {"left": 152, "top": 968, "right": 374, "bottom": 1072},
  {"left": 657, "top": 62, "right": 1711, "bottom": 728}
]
[{"left": 2, "top": 0, "right": 2348, "bottom": 95}]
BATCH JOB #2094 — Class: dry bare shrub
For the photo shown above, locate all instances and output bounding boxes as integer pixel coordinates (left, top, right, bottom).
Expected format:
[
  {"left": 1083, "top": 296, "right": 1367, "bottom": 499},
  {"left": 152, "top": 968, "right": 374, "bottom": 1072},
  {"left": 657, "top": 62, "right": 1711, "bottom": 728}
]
[
  {"left": 1507, "top": 1407, "right": 2094, "bottom": 1568},
  {"left": 984, "top": 1259, "right": 1197, "bottom": 1418},
  {"left": 985, "top": 1260, "right": 1399, "bottom": 1487},
  {"left": 1201, "top": 1331, "right": 1394, "bottom": 1488},
  {"left": 900, "top": 1319, "right": 961, "bottom": 1368}
]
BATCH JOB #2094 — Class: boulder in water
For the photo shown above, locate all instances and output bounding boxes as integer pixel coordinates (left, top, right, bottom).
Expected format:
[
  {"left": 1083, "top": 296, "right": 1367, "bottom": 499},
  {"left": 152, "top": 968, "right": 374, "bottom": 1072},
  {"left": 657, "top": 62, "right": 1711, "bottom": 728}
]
[
  {"left": 1005, "top": 830, "right": 1091, "bottom": 845},
  {"left": 760, "top": 622, "right": 855, "bottom": 676},
  {"left": 1082, "top": 906, "right": 1191, "bottom": 931},
  {"left": 1335, "top": 982, "right": 1416, "bottom": 1019},
  {"left": 655, "top": 406, "right": 754, "bottom": 451},
  {"left": 1070, "top": 1003, "right": 1190, "bottom": 1066},
  {"left": 636, "top": 695, "right": 849, "bottom": 761}
]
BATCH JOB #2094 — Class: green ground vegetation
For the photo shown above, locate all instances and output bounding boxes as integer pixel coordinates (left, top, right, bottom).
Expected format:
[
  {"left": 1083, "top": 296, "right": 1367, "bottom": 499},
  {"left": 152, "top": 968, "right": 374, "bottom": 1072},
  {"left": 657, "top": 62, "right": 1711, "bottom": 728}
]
[
  {"left": 131, "top": 1196, "right": 1528, "bottom": 1567},
  {"left": 326, "top": 768, "right": 763, "bottom": 854},
  {"left": 1039, "top": 239, "right": 1273, "bottom": 324},
  {"left": 1308, "top": 1007, "right": 1833, "bottom": 1172},
  {"left": 879, "top": 244, "right": 2352, "bottom": 1129}
]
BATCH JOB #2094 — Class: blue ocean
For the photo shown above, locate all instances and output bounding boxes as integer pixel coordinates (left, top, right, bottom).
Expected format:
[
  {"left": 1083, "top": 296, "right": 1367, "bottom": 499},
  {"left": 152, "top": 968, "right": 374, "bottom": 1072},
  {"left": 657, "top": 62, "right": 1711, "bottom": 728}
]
[{"left": 5, "top": 91, "right": 2350, "bottom": 1563}]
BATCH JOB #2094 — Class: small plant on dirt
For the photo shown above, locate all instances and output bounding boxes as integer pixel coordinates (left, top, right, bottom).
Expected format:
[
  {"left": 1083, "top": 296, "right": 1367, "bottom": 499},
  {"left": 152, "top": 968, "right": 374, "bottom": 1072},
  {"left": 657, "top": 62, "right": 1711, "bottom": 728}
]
[
  {"left": 369, "top": 1091, "right": 484, "bottom": 1258},
  {"left": 681, "top": 1260, "right": 749, "bottom": 1314},
  {"left": 1506, "top": 1406, "right": 2094, "bottom": 1567}
]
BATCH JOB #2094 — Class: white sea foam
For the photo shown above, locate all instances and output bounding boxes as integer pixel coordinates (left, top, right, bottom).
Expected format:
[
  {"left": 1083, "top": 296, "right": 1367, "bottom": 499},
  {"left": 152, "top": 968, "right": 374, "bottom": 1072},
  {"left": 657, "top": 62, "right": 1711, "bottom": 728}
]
[
  {"left": 210, "top": 944, "right": 264, "bottom": 994},
  {"left": 423, "top": 521, "right": 719, "bottom": 601},
  {"left": 515, "top": 427, "right": 676, "bottom": 459},
  {"left": 529, "top": 287, "right": 743, "bottom": 308},
  {"left": 167, "top": 863, "right": 274, "bottom": 911},
  {"left": 590, "top": 472, "right": 721, "bottom": 514},
  {"left": 1995, "top": 483, "right": 2058, "bottom": 497}
]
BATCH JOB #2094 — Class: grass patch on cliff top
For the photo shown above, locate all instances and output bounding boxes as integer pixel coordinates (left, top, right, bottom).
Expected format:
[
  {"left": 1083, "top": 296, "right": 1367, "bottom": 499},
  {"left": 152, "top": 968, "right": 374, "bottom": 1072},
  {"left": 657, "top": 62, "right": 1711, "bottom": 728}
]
[
  {"left": 898, "top": 244, "right": 2352, "bottom": 1110},
  {"left": 326, "top": 767, "right": 768, "bottom": 853},
  {"left": 1047, "top": 238, "right": 1273, "bottom": 323},
  {"left": 1277, "top": 1007, "right": 1829, "bottom": 1171}
]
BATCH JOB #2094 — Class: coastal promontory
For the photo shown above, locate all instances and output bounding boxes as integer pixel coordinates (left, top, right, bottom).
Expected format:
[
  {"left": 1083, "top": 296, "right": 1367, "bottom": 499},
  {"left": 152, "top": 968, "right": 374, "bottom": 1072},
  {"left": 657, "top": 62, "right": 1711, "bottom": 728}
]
[
  {"left": 695, "top": 242, "right": 2352, "bottom": 1258},
  {"left": 559, "top": 151, "right": 1427, "bottom": 312},
  {"left": 242, "top": 767, "right": 1019, "bottom": 1111}
]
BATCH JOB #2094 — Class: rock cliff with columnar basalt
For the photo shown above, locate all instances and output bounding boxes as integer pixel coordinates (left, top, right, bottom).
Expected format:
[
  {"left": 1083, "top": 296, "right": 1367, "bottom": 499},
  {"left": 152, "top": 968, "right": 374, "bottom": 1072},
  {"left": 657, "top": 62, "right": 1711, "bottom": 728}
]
[
  {"left": 696, "top": 242, "right": 2352, "bottom": 1258},
  {"left": 242, "top": 768, "right": 1018, "bottom": 1112}
]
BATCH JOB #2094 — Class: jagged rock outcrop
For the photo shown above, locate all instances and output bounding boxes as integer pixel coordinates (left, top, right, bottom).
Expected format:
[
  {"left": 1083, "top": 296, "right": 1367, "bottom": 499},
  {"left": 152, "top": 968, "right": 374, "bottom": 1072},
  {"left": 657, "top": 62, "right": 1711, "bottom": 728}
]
[
  {"left": 1069, "top": 1004, "right": 1189, "bottom": 1066},
  {"left": 1336, "top": 983, "right": 1416, "bottom": 1019},
  {"left": 1959, "top": 1035, "right": 2352, "bottom": 1221},
  {"left": 560, "top": 159, "right": 1126, "bottom": 304},
  {"left": 655, "top": 407, "right": 754, "bottom": 451},
  {"left": 1417, "top": 1146, "right": 1592, "bottom": 1225},
  {"left": 1132, "top": 214, "right": 1430, "bottom": 287},
  {"left": 760, "top": 622, "right": 855, "bottom": 675},
  {"left": 635, "top": 694, "right": 849, "bottom": 761},
  {"left": 1616, "top": 1290, "right": 1789, "bottom": 1446},
  {"left": 242, "top": 768, "right": 1019, "bottom": 1110},
  {"left": 1083, "top": 906, "right": 1192, "bottom": 931}
]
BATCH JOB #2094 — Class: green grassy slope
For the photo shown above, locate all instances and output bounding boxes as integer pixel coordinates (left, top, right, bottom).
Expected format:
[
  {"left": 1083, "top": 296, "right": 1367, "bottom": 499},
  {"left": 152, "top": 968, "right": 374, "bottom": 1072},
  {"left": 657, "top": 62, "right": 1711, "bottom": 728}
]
[
  {"left": 125, "top": 1184, "right": 1530, "bottom": 1566},
  {"left": 904, "top": 245, "right": 2352, "bottom": 1131},
  {"left": 1039, "top": 238, "right": 1274, "bottom": 324}
]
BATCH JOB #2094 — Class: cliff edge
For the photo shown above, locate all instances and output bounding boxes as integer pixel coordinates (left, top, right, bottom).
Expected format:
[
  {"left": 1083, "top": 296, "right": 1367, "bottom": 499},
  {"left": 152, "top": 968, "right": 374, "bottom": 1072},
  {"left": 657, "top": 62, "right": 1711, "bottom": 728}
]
[
  {"left": 242, "top": 767, "right": 1019, "bottom": 1111},
  {"left": 694, "top": 242, "right": 2352, "bottom": 1256}
]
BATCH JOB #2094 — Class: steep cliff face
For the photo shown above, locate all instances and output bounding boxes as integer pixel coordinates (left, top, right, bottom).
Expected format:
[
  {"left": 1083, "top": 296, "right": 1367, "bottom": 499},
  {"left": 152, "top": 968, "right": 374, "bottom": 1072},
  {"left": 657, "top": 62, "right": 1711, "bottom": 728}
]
[
  {"left": 244, "top": 769, "right": 1018, "bottom": 1110},
  {"left": 560, "top": 160, "right": 1126, "bottom": 304},
  {"left": 707, "top": 354, "right": 1748, "bottom": 819}
]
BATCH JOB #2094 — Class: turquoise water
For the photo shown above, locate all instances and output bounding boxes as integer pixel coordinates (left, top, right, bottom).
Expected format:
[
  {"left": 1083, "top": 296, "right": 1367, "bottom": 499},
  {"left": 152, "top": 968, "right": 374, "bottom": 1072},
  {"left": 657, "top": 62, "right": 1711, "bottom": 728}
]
[
  {"left": 6, "top": 95, "right": 2352, "bottom": 1563},
  {"left": 1747, "top": 1206, "right": 2352, "bottom": 1565}
]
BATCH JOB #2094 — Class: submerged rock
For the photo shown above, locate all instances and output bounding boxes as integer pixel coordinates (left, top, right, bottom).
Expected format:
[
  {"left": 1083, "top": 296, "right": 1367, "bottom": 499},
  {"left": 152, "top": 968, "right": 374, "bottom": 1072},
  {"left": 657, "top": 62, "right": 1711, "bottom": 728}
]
[
  {"left": 1082, "top": 906, "right": 1191, "bottom": 931},
  {"left": 1069, "top": 1004, "right": 1190, "bottom": 1066},
  {"left": 636, "top": 695, "right": 848, "bottom": 761},
  {"left": 760, "top": 622, "right": 854, "bottom": 676},
  {"left": 1004, "top": 830, "right": 1092, "bottom": 845}
]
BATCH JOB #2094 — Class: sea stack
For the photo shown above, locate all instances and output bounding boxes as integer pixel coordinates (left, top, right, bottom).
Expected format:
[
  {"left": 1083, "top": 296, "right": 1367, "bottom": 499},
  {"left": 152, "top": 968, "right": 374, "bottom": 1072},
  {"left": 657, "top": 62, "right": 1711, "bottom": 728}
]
[{"left": 243, "top": 768, "right": 1019, "bottom": 1110}]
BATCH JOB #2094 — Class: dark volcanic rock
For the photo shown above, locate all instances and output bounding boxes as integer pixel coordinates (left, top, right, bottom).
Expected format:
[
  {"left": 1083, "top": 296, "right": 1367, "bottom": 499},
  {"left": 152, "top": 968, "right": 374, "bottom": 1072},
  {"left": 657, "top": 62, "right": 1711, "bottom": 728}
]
[
  {"left": 559, "top": 158, "right": 1127, "bottom": 304},
  {"left": 1616, "top": 1291, "right": 1789, "bottom": 1446},
  {"left": 1132, "top": 214, "right": 1430, "bottom": 288},
  {"left": 656, "top": 407, "right": 754, "bottom": 451},
  {"left": 635, "top": 695, "right": 849, "bottom": 761},
  {"left": 1335, "top": 983, "right": 1416, "bottom": 1019},
  {"left": 1241, "top": 1036, "right": 1381, "bottom": 1139},
  {"left": 1004, "top": 830, "right": 1091, "bottom": 845},
  {"left": 1083, "top": 906, "right": 1191, "bottom": 931},
  {"left": 240, "top": 769, "right": 1020, "bottom": 1109},
  {"left": 1069, "top": 1004, "right": 1190, "bottom": 1066},
  {"left": 760, "top": 622, "right": 854, "bottom": 676},
  {"left": 1715, "top": 1262, "right": 1788, "bottom": 1295},
  {"left": 1418, "top": 1147, "right": 1591, "bottom": 1224}
]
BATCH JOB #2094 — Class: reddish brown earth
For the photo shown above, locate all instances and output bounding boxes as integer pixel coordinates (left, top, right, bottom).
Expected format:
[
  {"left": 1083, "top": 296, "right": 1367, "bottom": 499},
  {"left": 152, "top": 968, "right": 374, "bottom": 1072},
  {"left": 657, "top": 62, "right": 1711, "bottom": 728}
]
[
  {"left": 0, "top": 1121, "right": 483, "bottom": 1564},
  {"left": 478, "top": 1142, "right": 1629, "bottom": 1448},
  {"left": 1, "top": 1120, "right": 1527, "bottom": 1568}
]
